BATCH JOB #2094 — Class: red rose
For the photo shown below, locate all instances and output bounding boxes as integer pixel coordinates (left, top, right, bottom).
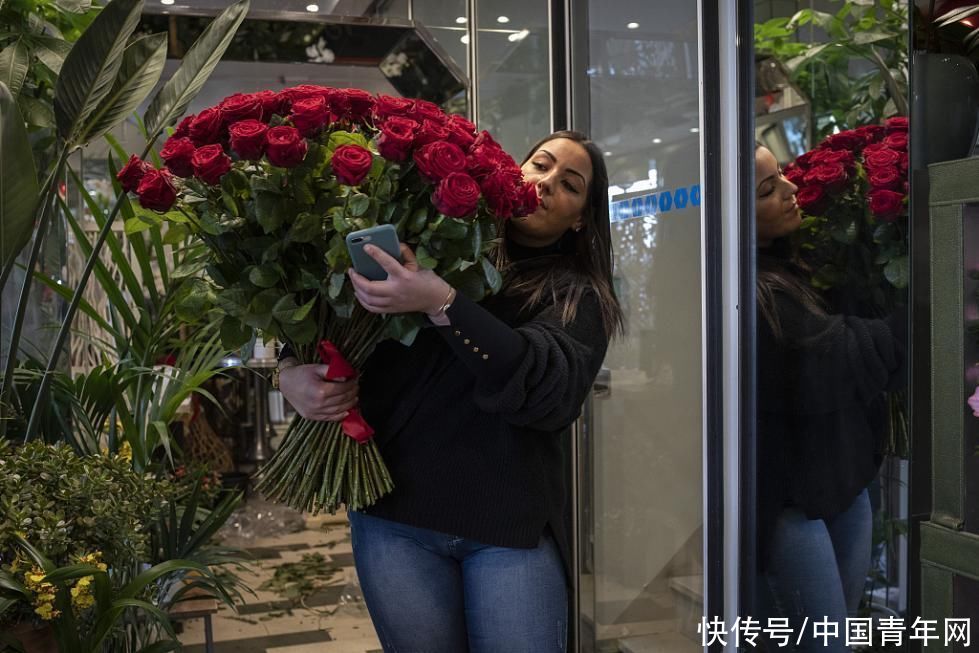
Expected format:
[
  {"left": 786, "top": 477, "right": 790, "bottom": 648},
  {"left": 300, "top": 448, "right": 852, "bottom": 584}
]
[
  {"left": 414, "top": 119, "right": 451, "bottom": 147},
  {"left": 885, "top": 117, "right": 908, "bottom": 133},
  {"left": 192, "top": 144, "right": 232, "bottom": 185},
  {"left": 253, "top": 90, "right": 286, "bottom": 117},
  {"left": 413, "top": 141, "right": 468, "bottom": 182},
  {"left": 820, "top": 130, "right": 863, "bottom": 151},
  {"left": 160, "top": 136, "right": 196, "bottom": 177},
  {"left": 117, "top": 154, "right": 152, "bottom": 193},
  {"left": 331, "top": 144, "right": 374, "bottom": 186},
  {"left": 804, "top": 163, "right": 848, "bottom": 192},
  {"left": 868, "top": 189, "right": 905, "bottom": 222},
  {"left": 376, "top": 116, "right": 418, "bottom": 161},
  {"left": 290, "top": 96, "right": 331, "bottom": 136},
  {"left": 796, "top": 185, "right": 827, "bottom": 214},
  {"left": 516, "top": 181, "right": 540, "bottom": 216},
  {"left": 794, "top": 150, "right": 816, "bottom": 169},
  {"left": 373, "top": 94, "right": 415, "bottom": 121},
  {"left": 867, "top": 167, "right": 903, "bottom": 191},
  {"left": 336, "top": 88, "right": 375, "bottom": 122},
  {"left": 863, "top": 147, "right": 902, "bottom": 170},
  {"left": 189, "top": 107, "right": 224, "bottom": 146},
  {"left": 810, "top": 148, "right": 855, "bottom": 170},
  {"left": 409, "top": 99, "right": 447, "bottom": 124},
  {"left": 136, "top": 168, "right": 177, "bottom": 211},
  {"left": 172, "top": 115, "right": 194, "bottom": 139},
  {"left": 445, "top": 116, "right": 476, "bottom": 150},
  {"left": 479, "top": 170, "right": 520, "bottom": 218},
  {"left": 229, "top": 119, "right": 269, "bottom": 160},
  {"left": 467, "top": 132, "right": 510, "bottom": 179},
  {"left": 433, "top": 172, "right": 481, "bottom": 218},
  {"left": 883, "top": 132, "right": 907, "bottom": 151},
  {"left": 783, "top": 163, "right": 806, "bottom": 187},
  {"left": 854, "top": 124, "right": 886, "bottom": 144},
  {"left": 280, "top": 84, "right": 331, "bottom": 104},
  {"left": 266, "top": 126, "right": 308, "bottom": 168},
  {"left": 220, "top": 92, "right": 264, "bottom": 124}
]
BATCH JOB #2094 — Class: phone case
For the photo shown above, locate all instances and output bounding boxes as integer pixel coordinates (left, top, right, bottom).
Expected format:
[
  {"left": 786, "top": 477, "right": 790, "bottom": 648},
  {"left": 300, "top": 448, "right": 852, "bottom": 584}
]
[{"left": 346, "top": 224, "right": 402, "bottom": 281}]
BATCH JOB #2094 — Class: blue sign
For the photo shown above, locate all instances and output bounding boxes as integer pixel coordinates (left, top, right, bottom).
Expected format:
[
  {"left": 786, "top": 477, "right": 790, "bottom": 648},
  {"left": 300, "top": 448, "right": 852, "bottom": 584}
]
[{"left": 609, "top": 183, "right": 701, "bottom": 223}]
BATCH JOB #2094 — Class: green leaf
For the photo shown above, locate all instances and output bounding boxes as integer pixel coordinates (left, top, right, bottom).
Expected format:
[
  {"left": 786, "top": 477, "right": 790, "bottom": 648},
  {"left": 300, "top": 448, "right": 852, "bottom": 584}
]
[
  {"left": 327, "top": 130, "right": 370, "bottom": 152},
  {"left": 54, "top": 0, "right": 92, "bottom": 13},
  {"left": 78, "top": 32, "right": 169, "bottom": 145},
  {"left": 415, "top": 244, "right": 437, "bottom": 270},
  {"left": 31, "top": 36, "right": 73, "bottom": 75},
  {"left": 162, "top": 222, "right": 190, "bottom": 245},
  {"left": 17, "top": 94, "right": 55, "bottom": 128},
  {"left": 144, "top": 0, "right": 250, "bottom": 137},
  {"left": 408, "top": 207, "right": 430, "bottom": 234},
  {"left": 0, "top": 82, "right": 39, "bottom": 267},
  {"left": 248, "top": 265, "right": 280, "bottom": 288},
  {"left": 288, "top": 211, "right": 324, "bottom": 243},
  {"left": 282, "top": 317, "right": 317, "bottom": 344},
  {"left": 271, "top": 293, "right": 301, "bottom": 324},
  {"left": 219, "top": 316, "right": 251, "bottom": 349},
  {"left": 124, "top": 211, "right": 160, "bottom": 235},
  {"left": 437, "top": 217, "right": 468, "bottom": 240},
  {"left": 349, "top": 193, "right": 370, "bottom": 217},
  {"left": 54, "top": 0, "right": 144, "bottom": 147},
  {"left": 883, "top": 255, "right": 909, "bottom": 289},
  {"left": 830, "top": 219, "right": 858, "bottom": 244},
  {"left": 0, "top": 39, "right": 29, "bottom": 97},
  {"left": 481, "top": 257, "right": 502, "bottom": 294},
  {"left": 256, "top": 192, "right": 284, "bottom": 233}
]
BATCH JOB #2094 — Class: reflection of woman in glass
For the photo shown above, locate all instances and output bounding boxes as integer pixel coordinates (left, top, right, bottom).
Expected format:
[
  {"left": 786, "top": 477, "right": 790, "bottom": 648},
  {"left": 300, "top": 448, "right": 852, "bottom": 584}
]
[
  {"left": 754, "top": 145, "right": 905, "bottom": 650},
  {"left": 278, "top": 131, "right": 622, "bottom": 652}
]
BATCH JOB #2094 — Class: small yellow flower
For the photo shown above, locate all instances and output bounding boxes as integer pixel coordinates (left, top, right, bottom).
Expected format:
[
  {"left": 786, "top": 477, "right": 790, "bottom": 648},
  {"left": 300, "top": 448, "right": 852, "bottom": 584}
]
[
  {"left": 34, "top": 603, "right": 59, "bottom": 620},
  {"left": 117, "top": 441, "right": 133, "bottom": 462},
  {"left": 26, "top": 571, "right": 46, "bottom": 585}
]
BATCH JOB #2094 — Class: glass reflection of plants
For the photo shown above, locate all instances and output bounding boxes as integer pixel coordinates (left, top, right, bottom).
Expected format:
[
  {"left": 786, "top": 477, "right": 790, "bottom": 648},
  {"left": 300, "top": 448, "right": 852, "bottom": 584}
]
[{"left": 755, "top": 0, "right": 908, "bottom": 140}]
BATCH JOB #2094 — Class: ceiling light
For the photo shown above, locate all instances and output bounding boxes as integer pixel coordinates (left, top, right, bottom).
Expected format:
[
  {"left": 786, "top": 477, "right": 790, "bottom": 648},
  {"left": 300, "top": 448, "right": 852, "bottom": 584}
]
[
  {"left": 508, "top": 29, "right": 529, "bottom": 42},
  {"left": 604, "top": 151, "right": 612, "bottom": 156},
  {"left": 497, "top": 15, "right": 510, "bottom": 23},
  {"left": 627, "top": 22, "right": 639, "bottom": 29},
  {"left": 461, "top": 34, "right": 470, "bottom": 44},
  {"left": 456, "top": 16, "right": 467, "bottom": 24},
  {"left": 652, "top": 137, "right": 662, "bottom": 144},
  {"left": 305, "top": 3, "right": 319, "bottom": 11},
  {"left": 689, "top": 127, "right": 700, "bottom": 133},
  {"left": 160, "top": 0, "right": 174, "bottom": 4}
]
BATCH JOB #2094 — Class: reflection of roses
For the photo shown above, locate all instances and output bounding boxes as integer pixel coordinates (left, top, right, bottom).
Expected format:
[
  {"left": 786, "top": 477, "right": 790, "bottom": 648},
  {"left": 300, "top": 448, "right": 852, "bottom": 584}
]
[
  {"left": 810, "top": 148, "right": 855, "bottom": 170},
  {"left": 867, "top": 167, "right": 902, "bottom": 191},
  {"left": 136, "top": 169, "right": 177, "bottom": 211},
  {"left": 229, "top": 119, "right": 269, "bottom": 160},
  {"left": 969, "top": 386, "right": 979, "bottom": 417},
  {"left": 376, "top": 117, "right": 418, "bottom": 161},
  {"left": 868, "top": 189, "right": 904, "bottom": 221},
  {"left": 331, "top": 144, "right": 374, "bottom": 186},
  {"left": 822, "top": 131, "right": 863, "bottom": 151},
  {"left": 160, "top": 137, "right": 196, "bottom": 177},
  {"left": 117, "top": 155, "right": 152, "bottom": 192},
  {"left": 433, "top": 172, "right": 481, "bottom": 217},
  {"left": 192, "top": 144, "right": 232, "bottom": 185},
  {"left": 804, "top": 163, "right": 848, "bottom": 192},
  {"left": 796, "top": 185, "right": 827, "bottom": 213},
  {"left": 854, "top": 124, "right": 886, "bottom": 143},
  {"left": 864, "top": 147, "right": 902, "bottom": 170},
  {"left": 883, "top": 132, "right": 908, "bottom": 151},
  {"left": 783, "top": 164, "right": 806, "bottom": 187},
  {"left": 266, "top": 126, "right": 307, "bottom": 168},
  {"left": 414, "top": 141, "right": 467, "bottom": 182},
  {"left": 885, "top": 117, "right": 909, "bottom": 133}
]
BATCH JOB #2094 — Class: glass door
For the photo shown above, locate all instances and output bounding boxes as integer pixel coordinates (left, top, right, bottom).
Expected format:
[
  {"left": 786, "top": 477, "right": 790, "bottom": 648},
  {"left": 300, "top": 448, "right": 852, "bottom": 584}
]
[{"left": 573, "top": 2, "right": 707, "bottom": 651}]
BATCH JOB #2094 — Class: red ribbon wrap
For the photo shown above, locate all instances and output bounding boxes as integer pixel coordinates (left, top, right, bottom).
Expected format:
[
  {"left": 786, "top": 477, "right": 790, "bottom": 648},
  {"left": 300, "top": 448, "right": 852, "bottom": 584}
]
[{"left": 317, "top": 340, "right": 374, "bottom": 443}]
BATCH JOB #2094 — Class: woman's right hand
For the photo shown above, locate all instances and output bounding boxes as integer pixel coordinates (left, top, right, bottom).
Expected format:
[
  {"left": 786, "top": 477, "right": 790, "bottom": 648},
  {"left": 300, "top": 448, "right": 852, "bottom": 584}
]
[{"left": 277, "top": 363, "right": 359, "bottom": 422}]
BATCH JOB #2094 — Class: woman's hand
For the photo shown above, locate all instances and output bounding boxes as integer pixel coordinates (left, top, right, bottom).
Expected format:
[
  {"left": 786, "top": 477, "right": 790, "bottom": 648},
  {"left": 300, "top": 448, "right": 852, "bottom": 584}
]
[
  {"left": 278, "top": 362, "right": 359, "bottom": 422},
  {"left": 349, "top": 243, "right": 453, "bottom": 316}
]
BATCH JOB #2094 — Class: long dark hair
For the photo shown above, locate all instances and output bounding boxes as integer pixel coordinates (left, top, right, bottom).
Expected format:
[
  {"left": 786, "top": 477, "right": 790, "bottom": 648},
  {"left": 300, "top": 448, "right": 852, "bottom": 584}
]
[
  {"left": 496, "top": 130, "right": 624, "bottom": 338},
  {"left": 754, "top": 146, "right": 827, "bottom": 340}
]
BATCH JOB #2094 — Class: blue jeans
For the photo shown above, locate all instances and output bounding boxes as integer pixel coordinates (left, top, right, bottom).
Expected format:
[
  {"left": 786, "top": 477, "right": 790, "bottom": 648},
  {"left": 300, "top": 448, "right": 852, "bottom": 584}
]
[
  {"left": 348, "top": 510, "right": 568, "bottom": 653},
  {"left": 758, "top": 489, "right": 872, "bottom": 652}
]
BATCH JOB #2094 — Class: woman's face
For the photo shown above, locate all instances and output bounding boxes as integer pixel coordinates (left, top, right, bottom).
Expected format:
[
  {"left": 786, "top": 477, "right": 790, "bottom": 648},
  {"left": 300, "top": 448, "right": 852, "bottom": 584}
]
[
  {"left": 510, "top": 137, "right": 593, "bottom": 248},
  {"left": 755, "top": 146, "right": 801, "bottom": 246}
]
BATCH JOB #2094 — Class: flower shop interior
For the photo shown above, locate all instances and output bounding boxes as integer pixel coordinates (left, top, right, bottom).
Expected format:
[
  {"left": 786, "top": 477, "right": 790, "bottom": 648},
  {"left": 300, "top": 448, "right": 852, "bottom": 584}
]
[{"left": 2, "top": 0, "right": 979, "bottom": 652}]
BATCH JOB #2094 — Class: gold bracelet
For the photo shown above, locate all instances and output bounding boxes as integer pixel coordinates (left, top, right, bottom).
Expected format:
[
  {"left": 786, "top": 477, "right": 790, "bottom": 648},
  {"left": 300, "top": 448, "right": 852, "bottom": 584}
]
[{"left": 430, "top": 286, "right": 456, "bottom": 317}]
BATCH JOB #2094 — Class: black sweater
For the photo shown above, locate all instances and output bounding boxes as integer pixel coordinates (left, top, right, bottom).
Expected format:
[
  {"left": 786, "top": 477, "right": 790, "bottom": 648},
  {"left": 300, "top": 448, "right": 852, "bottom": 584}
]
[
  {"left": 756, "top": 255, "right": 906, "bottom": 571},
  {"left": 355, "top": 242, "right": 610, "bottom": 580}
]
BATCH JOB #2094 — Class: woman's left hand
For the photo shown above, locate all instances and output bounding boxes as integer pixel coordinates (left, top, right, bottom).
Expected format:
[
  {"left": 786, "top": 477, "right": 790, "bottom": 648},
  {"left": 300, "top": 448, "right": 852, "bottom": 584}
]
[{"left": 349, "top": 243, "right": 452, "bottom": 315}]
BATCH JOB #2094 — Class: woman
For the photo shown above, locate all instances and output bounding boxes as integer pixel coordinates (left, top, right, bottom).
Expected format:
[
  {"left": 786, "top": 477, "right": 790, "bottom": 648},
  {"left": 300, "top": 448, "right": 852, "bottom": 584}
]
[
  {"left": 754, "top": 145, "right": 905, "bottom": 651},
  {"left": 278, "top": 130, "right": 622, "bottom": 652}
]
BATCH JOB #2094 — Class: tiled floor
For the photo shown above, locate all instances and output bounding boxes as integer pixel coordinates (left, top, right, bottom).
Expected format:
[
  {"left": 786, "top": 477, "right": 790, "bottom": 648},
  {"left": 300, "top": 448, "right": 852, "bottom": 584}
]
[{"left": 177, "top": 508, "right": 381, "bottom": 653}]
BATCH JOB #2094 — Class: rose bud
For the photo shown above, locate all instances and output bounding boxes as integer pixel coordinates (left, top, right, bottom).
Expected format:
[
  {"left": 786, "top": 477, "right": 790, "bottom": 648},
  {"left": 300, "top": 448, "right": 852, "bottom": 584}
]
[{"left": 117, "top": 155, "right": 152, "bottom": 193}]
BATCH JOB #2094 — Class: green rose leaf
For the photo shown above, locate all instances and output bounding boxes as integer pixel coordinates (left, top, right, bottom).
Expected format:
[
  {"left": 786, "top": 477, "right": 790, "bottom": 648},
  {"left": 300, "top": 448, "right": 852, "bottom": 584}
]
[
  {"left": 327, "top": 130, "right": 370, "bottom": 153},
  {"left": 349, "top": 193, "right": 370, "bottom": 217},
  {"left": 408, "top": 207, "right": 429, "bottom": 235},
  {"left": 289, "top": 212, "right": 324, "bottom": 243},
  {"left": 415, "top": 245, "right": 437, "bottom": 270},
  {"left": 162, "top": 222, "right": 190, "bottom": 245},
  {"left": 437, "top": 217, "right": 469, "bottom": 240},
  {"left": 255, "top": 192, "right": 285, "bottom": 233}
]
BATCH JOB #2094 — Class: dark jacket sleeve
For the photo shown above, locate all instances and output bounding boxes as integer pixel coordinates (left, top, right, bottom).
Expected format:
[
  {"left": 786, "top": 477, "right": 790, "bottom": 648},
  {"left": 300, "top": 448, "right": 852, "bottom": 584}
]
[
  {"left": 758, "top": 291, "right": 906, "bottom": 415},
  {"left": 438, "top": 290, "right": 609, "bottom": 431}
]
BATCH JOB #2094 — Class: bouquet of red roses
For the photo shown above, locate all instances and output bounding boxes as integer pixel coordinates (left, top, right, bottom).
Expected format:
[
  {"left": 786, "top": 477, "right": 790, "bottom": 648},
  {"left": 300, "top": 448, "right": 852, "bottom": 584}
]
[
  {"left": 118, "top": 86, "right": 536, "bottom": 513},
  {"left": 784, "top": 116, "right": 909, "bottom": 312},
  {"left": 785, "top": 116, "right": 909, "bottom": 457}
]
